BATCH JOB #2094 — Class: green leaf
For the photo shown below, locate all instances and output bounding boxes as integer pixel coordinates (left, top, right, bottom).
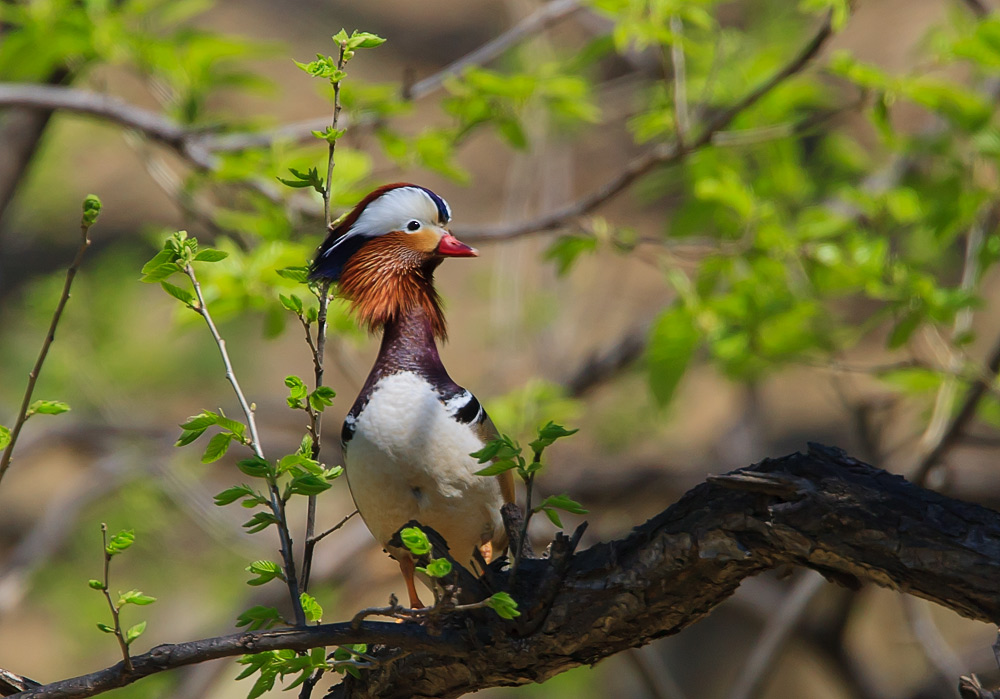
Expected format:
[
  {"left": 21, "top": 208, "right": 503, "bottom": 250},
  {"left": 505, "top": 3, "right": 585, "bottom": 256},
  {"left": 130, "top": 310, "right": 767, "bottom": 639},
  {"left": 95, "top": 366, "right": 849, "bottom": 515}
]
[
  {"left": 469, "top": 435, "right": 521, "bottom": 463},
  {"left": 528, "top": 422, "right": 578, "bottom": 453},
  {"left": 105, "top": 529, "right": 135, "bottom": 556},
  {"left": 96, "top": 623, "right": 115, "bottom": 634},
  {"left": 279, "top": 294, "right": 304, "bottom": 314},
  {"left": 160, "top": 281, "right": 196, "bottom": 306},
  {"left": 180, "top": 411, "right": 220, "bottom": 431},
  {"left": 544, "top": 235, "right": 598, "bottom": 276},
  {"left": 215, "top": 414, "right": 247, "bottom": 437},
  {"left": 118, "top": 589, "right": 157, "bottom": 606},
  {"left": 308, "top": 386, "right": 336, "bottom": 412},
  {"left": 277, "top": 166, "right": 325, "bottom": 194},
  {"left": 348, "top": 30, "right": 386, "bottom": 49},
  {"left": 474, "top": 459, "right": 519, "bottom": 477},
  {"left": 312, "top": 126, "right": 346, "bottom": 144},
  {"left": 646, "top": 307, "right": 699, "bottom": 406},
  {"left": 243, "top": 512, "right": 279, "bottom": 533},
  {"left": 287, "top": 473, "right": 332, "bottom": 496},
  {"left": 285, "top": 375, "right": 308, "bottom": 408},
  {"left": 141, "top": 249, "right": 174, "bottom": 275},
  {"left": 175, "top": 428, "right": 205, "bottom": 447},
  {"left": 543, "top": 508, "right": 563, "bottom": 528},
  {"left": 276, "top": 266, "right": 309, "bottom": 283},
  {"left": 486, "top": 591, "right": 520, "bottom": 619},
  {"left": 88, "top": 579, "right": 106, "bottom": 590},
  {"left": 246, "top": 560, "right": 285, "bottom": 586},
  {"left": 888, "top": 309, "right": 923, "bottom": 349},
  {"left": 125, "top": 620, "right": 146, "bottom": 645},
  {"left": 0, "top": 425, "right": 9, "bottom": 450},
  {"left": 534, "top": 493, "right": 588, "bottom": 515},
  {"left": 235, "top": 605, "right": 283, "bottom": 631},
  {"left": 28, "top": 400, "right": 70, "bottom": 416},
  {"left": 82, "top": 194, "right": 102, "bottom": 226},
  {"left": 214, "top": 484, "right": 255, "bottom": 506},
  {"left": 236, "top": 456, "right": 272, "bottom": 478},
  {"left": 300, "top": 592, "right": 323, "bottom": 622},
  {"left": 416, "top": 558, "right": 452, "bottom": 578},
  {"left": 399, "top": 527, "right": 431, "bottom": 556},
  {"left": 139, "top": 263, "right": 180, "bottom": 283},
  {"left": 193, "top": 249, "right": 229, "bottom": 262},
  {"left": 201, "top": 432, "right": 234, "bottom": 463}
]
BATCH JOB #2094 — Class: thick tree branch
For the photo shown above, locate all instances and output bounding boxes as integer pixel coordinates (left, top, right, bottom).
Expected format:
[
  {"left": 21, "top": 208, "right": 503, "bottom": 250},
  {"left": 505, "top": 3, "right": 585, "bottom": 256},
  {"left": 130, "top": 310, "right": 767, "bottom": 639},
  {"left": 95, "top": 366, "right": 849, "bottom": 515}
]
[
  {"left": 16, "top": 444, "right": 1000, "bottom": 699},
  {"left": 330, "top": 444, "right": 1000, "bottom": 698},
  {"left": 10, "top": 623, "right": 464, "bottom": 699}
]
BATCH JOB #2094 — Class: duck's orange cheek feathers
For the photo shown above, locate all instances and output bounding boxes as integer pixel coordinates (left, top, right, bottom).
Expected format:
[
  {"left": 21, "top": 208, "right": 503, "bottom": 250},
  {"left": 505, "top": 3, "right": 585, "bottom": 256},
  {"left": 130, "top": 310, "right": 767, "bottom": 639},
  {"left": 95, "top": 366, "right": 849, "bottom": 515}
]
[{"left": 399, "top": 229, "right": 443, "bottom": 254}]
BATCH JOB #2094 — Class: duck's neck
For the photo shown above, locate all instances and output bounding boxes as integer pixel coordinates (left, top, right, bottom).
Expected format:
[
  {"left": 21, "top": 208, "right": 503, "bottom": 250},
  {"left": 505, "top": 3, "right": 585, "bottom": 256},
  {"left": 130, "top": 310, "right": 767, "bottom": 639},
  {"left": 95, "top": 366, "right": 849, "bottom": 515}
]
[{"left": 374, "top": 303, "right": 447, "bottom": 379}]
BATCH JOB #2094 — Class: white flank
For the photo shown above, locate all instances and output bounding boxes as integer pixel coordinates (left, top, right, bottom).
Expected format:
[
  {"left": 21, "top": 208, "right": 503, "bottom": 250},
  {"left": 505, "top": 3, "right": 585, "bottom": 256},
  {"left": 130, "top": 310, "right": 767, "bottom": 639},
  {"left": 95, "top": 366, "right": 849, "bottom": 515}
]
[{"left": 345, "top": 372, "right": 503, "bottom": 565}]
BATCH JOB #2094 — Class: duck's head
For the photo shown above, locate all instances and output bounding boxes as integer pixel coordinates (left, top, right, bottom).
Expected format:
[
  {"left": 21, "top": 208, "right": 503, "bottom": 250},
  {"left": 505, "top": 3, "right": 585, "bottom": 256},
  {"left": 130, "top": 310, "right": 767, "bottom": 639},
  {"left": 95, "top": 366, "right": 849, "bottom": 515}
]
[{"left": 308, "top": 184, "right": 476, "bottom": 339}]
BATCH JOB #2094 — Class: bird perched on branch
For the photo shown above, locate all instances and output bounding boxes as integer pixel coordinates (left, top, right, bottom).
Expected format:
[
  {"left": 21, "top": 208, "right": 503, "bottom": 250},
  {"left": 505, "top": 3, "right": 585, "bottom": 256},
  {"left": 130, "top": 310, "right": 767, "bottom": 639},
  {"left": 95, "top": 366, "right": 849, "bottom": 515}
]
[{"left": 309, "top": 183, "right": 514, "bottom": 608}]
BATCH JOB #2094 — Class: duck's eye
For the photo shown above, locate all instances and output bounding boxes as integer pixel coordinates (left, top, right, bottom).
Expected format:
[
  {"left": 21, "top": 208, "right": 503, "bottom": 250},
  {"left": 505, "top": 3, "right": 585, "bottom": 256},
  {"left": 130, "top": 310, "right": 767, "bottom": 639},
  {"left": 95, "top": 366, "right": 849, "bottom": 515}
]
[{"left": 406, "top": 220, "right": 421, "bottom": 232}]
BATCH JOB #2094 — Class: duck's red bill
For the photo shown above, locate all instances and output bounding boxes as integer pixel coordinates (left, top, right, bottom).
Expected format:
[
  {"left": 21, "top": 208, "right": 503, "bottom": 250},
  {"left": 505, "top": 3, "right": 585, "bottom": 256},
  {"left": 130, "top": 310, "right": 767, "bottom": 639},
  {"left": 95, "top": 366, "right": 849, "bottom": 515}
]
[{"left": 436, "top": 233, "right": 478, "bottom": 257}]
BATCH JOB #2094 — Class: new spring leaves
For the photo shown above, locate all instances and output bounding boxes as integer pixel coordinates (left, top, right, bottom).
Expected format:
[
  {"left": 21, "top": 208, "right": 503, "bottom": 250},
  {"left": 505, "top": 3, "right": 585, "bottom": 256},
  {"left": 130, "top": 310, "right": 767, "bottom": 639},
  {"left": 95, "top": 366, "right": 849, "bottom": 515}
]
[{"left": 473, "top": 421, "right": 588, "bottom": 528}]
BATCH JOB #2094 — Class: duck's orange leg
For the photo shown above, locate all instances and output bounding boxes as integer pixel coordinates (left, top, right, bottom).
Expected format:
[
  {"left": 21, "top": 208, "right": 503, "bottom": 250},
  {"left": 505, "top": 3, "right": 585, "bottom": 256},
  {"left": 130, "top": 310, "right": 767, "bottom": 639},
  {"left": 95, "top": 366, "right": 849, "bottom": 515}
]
[
  {"left": 479, "top": 541, "right": 494, "bottom": 565},
  {"left": 398, "top": 557, "right": 425, "bottom": 609}
]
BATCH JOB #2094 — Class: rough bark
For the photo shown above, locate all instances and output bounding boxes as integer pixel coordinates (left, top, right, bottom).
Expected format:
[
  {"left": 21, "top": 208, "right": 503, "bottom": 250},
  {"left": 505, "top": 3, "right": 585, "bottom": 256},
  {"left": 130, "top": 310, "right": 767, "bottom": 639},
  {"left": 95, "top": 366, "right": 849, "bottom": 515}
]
[
  {"left": 11, "top": 445, "right": 1000, "bottom": 699},
  {"left": 330, "top": 444, "right": 1000, "bottom": 698}
]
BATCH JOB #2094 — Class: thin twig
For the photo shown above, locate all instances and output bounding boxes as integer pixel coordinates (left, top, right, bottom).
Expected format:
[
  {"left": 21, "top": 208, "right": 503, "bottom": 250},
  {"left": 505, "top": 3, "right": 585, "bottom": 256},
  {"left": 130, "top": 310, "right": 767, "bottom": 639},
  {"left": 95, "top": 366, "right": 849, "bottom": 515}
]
[
  {"left": 669, "top": 15, "right": 689, "bottom": 145},
  {"left": 0, "top": 204, "right": 96, "bottom": 485},
  {"left": 323, "top": 50, "right": 346, "bottom": 226},
  {"left": 726, "top": 572, "right": 827, "bottom": 699},
  {"left": 309, "top": 510, "right": 359, "bottom": 547},
  {"left": 98, "top": 524, "right": 134, "bottom": 673},
  {"left": 184, "top": 263, "right": 306, "bottom": 626},
  {"left": 405, "top": 0, "right": 582, "bottom": 98},
  {"left": 911, "top": 204, "right": 1000, "bottom": 485}
]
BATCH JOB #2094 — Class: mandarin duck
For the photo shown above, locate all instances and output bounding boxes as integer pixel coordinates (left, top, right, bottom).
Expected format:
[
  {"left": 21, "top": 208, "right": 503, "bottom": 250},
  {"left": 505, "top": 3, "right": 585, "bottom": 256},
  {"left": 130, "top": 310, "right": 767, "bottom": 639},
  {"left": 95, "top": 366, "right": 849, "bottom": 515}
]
[{"left": 308, "top": 183, "right": 515, "bottom": 608}]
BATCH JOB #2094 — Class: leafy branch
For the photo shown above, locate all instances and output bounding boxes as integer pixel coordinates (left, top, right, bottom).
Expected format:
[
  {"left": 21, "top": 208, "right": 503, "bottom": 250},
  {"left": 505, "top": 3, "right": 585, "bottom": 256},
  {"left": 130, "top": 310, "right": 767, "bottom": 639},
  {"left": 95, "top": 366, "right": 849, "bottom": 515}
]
[
  {"left": 141, "top": 231, "right": 307, "bottom": 626},
  {"left": 0, "top": 195, "right": 101, "bottom": 486},
  {"left": 472, "top": 421, "right": 582, "bottom": 583},
  {"left": 88, "top": 526, "right": 156, "bottom": 674}
]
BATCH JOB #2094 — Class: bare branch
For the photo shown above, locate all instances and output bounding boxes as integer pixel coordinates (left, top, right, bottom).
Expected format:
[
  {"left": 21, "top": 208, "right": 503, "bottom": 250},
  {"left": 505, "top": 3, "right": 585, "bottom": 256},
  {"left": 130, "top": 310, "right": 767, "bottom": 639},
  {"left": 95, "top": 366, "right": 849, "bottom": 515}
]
[
  {"left": 669, "top": 15, "right": 689, "bottom": 145},
  {"left": 458, "top": 11, "right": 835, "bottom": 242},
  {"left": 405, "top": 0, "right": 582, "bottom": 99},
  {"left": 0, "top": 203, "right": 96, "bottom": 485}
]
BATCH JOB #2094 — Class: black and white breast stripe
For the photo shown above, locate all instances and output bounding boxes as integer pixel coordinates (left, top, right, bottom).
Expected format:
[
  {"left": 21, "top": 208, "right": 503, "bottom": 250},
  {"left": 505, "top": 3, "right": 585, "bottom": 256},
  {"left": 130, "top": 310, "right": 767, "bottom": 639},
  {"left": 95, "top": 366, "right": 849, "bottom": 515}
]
[
  {"left": 340, "top": 379, "right": 485, "bottom": 449},
  {"left": 443, "top": 389, "right": 485, "bottom": 425}
]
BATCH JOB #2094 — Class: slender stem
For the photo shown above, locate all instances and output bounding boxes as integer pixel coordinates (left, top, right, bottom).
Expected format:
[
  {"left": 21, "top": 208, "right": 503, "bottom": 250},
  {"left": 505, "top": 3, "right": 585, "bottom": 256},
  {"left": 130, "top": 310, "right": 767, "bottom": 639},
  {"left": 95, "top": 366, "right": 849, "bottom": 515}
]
[
  {"left": 301, "top": 284, "right": 333, "bottom": 597},
  {"left": 669, "top": 15, "right": 689, "bottom": 145},
  {"left": 323, "top": 49, "right": 346, "bottom": 227},
  {"left": 184, "top": 263, "right": 306, "bottom": 626},
  {"left": 509, "top": 453, "right": 540, "bottom": 585},
  {"left": 0, "top": 212, "right": 95, "bottom": 486},
  {"left": 311, "top": 509, "right": 358, "bottom": 546},
  {"left": 99, "top": 524, "right": 134, "bottom": 673}
]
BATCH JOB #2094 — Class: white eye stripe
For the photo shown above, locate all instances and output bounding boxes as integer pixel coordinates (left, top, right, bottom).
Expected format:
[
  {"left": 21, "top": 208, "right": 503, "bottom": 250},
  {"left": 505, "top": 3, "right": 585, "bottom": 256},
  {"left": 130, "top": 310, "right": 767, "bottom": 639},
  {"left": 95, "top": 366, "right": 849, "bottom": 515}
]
[{"left": 351, "top": 187, "right": 447, "bottom": 238}]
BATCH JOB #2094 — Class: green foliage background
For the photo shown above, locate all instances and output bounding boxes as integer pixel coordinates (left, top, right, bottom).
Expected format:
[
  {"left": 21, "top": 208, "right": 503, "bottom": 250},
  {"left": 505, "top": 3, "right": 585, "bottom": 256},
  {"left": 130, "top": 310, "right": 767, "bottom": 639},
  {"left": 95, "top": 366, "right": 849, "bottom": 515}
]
[{"left": 2, "top": 0, "right": 1000, "bottom": 697}]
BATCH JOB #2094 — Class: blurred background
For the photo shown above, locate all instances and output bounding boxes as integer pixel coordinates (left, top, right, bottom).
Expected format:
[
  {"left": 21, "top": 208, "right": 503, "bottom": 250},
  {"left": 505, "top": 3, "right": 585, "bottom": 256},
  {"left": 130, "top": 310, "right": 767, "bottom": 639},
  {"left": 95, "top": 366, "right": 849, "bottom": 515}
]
[{"left": 3, "top": 0, "right": 1000, "bottom": 696}]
